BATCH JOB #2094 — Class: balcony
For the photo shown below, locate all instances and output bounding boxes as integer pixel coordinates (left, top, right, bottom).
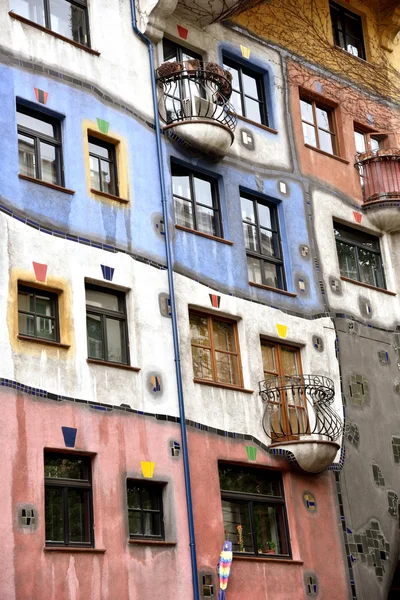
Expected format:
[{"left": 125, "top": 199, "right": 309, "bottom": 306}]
[
  {"left": 157, "top": 60, "right": 237, "bottom": 158},
  {"left": 355, "top": 132, "right": 400, "bottom": 232},
  {"left": 259, "top": 375, "right": 343, "bottom": 473}
]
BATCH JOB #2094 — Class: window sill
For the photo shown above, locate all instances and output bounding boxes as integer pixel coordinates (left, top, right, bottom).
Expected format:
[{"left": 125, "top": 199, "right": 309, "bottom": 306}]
[
  {"left": 193, "top": 378, "right": 254, "bottom": 394},
  {"left": 175, "top": 225, "right": 233, "bottom": 245},
  {"left": 233, "top": 554, "right": 303, "bottom": 565},
  {"left": 237, "top": 115, "right": 278, "bottom": 135},
  {"left": 19, "top": 174, "right": 75, "bottom": 195},
  {"left": 333, "top": 45, "right": 372, "bottom": 67},
  {"left": 90, "top": 189, "right": 129, "bottom": 204},
  {"left": 128, "top": 540, "right": 177, "bottom": 547},
  {"left": 340, "top": 276, "right": 396, "bottom": 296},
  {"left": 87, "top": 359, "right": 140, "bottom": 372},
  {"left": 17, "top": 335, "right": 70, "bottom": 349},
  {"left": 249, "top": 281, "right": 297, "bottom": 297},
  {"left": 44, "top": 547, "right": 106, "bottom": 553},
  {"left": 9, "top": 12, "right": 100, "bottom": 56},
  {"left": 304, "top": 144, "right": 349, "bottom": 164}
]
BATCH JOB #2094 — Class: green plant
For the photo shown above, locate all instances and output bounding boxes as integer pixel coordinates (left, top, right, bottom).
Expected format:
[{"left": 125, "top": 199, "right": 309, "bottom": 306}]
[{"left": 266, "top": 540, "right": 276, "bottom": 551}]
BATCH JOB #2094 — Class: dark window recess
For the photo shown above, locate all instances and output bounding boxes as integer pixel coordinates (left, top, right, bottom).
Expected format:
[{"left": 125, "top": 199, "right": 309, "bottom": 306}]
[
  {"left": 222, "top": 56, "right": 267, "bottom": 126},
  {"left": 88, "top": 136, "right": 118, "bottom": 197},
  {"left": 334, "top": 222, "right": 386, "bottom": 289},
  {"left": 85, "top": 285, "right": 129, "bottom": 365},
  {"left": 11, "top": 0, "right": 90, "bottom": 47},
  {"left": 17, "top": 104, "right": 63, "bottom": 186},
  {"left": 44, "top": 452, "right": 94, "bottom": 547},
  {"left": 241, "top": 193, "right": 285, "bottom": 289},
  {"left": 300, "top": 96, "right": 337, "bottom": 155},
  {"left": 219, "top": 464, "right": 290, "bottom": 557},
  {"left": 172, "top": 165, "right": 222, "bottom": 238},
  {"left": 18, "top": 284, "right": 59, "bottom": 342},
  {"left": 330, "top": 1, "right": 366, "bottom": 59},
  {"left": 127, "top": 481, "right": 164, "bottom": 539}
]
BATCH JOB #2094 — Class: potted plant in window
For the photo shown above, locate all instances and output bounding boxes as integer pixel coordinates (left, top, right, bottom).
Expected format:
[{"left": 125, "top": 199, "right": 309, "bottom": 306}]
[
  {"left": 265, "top": 541, "right": 277, "bottom": 554},
  {"left": 157, "top": 61, "right": 183, "bottom": 78}
]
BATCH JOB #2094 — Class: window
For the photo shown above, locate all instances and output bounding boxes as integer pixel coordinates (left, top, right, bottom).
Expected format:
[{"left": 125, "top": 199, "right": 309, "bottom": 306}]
[
  {"left": 17, "top": 104, "right": 63, "bottom": 186},
  {"left": 261, "top": 341, "right": 308, "bottom": 440},
  {"left": 172, "top": 165, "right": 222, "bottom": 237},
  {"left": 189, "top": 311, "right": 242, "bottom": 387},
  {"left": 219, "top": 464, "right": 290, "bottom": 557},
  {"left": 334, "top": 222, "right": 385, "bottom": 288},
  {"left": 11, "top": 0, "right": 90, "bottom": 47},
  {"left": 162, "top": 38, "right": 201, "bottom": 64},
  {"left": 18, "top": 285, "right": 59, "bottom": 341},
  {"left": 86, "top": 284, "right": 129, "bottom": 364},
  {"left": 241, "top": 193, "right": 285, "bottom": 289},
  {"left": 354, "top": 129, "right": 380, "bottom": 154},
  {"left": 330, "top": 1, "right": 366, "bottom": 59},
  {"left": 127, "top": 481, "right": 164, "bottom": 540},
  {"left": 44, "top": 452, "right": 93, "bottom": 547},
  {"left": 89, "top": 136, "right": 118, "bottom": 197},
  {"left": 222, "top": 56, "right": 267, "bottom": 126},
  {"left": 300, "top": 95, "right": 337, "bottom": 155}
]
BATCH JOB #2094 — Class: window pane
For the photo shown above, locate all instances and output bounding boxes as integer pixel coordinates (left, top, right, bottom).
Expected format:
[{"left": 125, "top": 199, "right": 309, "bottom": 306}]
[
  {"left": 174, "top": 196, "right": 194, "bottom": 229},
  {"left": 172, "top": 174, "right": 191, "bottom": 199},
  {"left": 354, "top": 131, "right": 366, "bottom": 153},
  {"left": 221, "top": 500, "right": 252, "bottom": 553},
  {"left": 281, "top": 348, "right": 299, "bottom": 377},
  {"left": 190, "top": 314, "right": 210, "bottom": 346},
  {"left": 18, "top": 290, "right": 34, "bottom": 312},
  {"left": 143, "top": 512, "right": 161, "bottom": 537},
  {"left": 258, "top": 204, "right": 272, "bottom": 229},
  {"left": 223, "top": 64, "right": 240, "bottom": 91},
  {"left": 99, "top": 159, "right": 113, "bottom": 195},
  {"left": 45, "top": 487, "right": 64, "bottom": 542},
  {"left": 300, "top": 99, "right": 313, "bottom": 123},
  {"left": 213, "top": 320, "right": 236, "bottom": 352},
  {"left": 11, "top": 0, "right": 45, "bottom": 24},
  {"left": 358, "top": 248, "right": 383, "bottom": 287},
  {"left": 244, "top": 97, "right": 262, "bottom": 124},
  {"left": 253, "top": 503, "right": 283, "bottom": 555},
  {"left": 243, "top": 223, "right": 258, "bottom": 252},
  {"left": 129, "top": 511, "right": 142, "bottom": 535},
  {"left": 90, "top": 156, "right": 101, "bottom": 191},
  {"left": 242, "top": 73, "right": 258, "bottom": 98},
  {"left": 40, "top": 142, "right": 58, "bottom": 184},
  {"left": 192, "top": 346, "right": 213, "bottom": 380},
  {"left": 127, "top": 487, "right": 141, "bottom": 509},
  {"left": 230, "top": 90, "right": 243, "bottom": 116},
  {"left": 18, "top": 134, "right": 36, "bottom": 178},
  {"left": 49, "top": 0, "right": 88, "bottom": 45},
  {"left": 241, "top": 197, "right": 256, "bottom": 224},
  {"left": 193, "top": 177, "right": 213, "bottom": 207},
  {"left": 219, "top": 465, "right": 281, "bottom": 496},
  {"left": 318, "top": 129, "right": 334, "bottom": 154},
  {"left": 371, "top": 137, "right": 380, "bottom": 152},
  {"left": 86, "top": 290, "right": 120, "bottom": 312},
  {"left": 68, "top": 489, "right": 90, "bottom": 543},
  {"left": 302, "top": 122, "right": 317, "bottom": 147},
  {"left": 35, "top": 294, "right": 54, "bottom": 316},
  {"left": 18, "top": 313, "right": 35, "bottom": 336},
  {"left": 260, "top": 229, "right": 274, "bottom": 257},
  {"left": 247, "top": 256, "right": 262, "bottom": 284},
  {"left": 86, "top": 314, "right": 103, "bottom": 359},
  {"left": 141, "top": 487, "right": 160, "bottom": 510},
  {"left": 45, "top": 456, "right": 87, "bottom": 479},
  {"left": 106, "top": 318, "right": 126, "bottom": 364},
  {"left": 17, "top": 111, "right": 54, "bottom": 137},
  {"left": 89, "top": 142, "right": 109, "bottom": 159},
  {"left": 263, "top": 261, "right": 279, "bottom": 288},
  {"left": 197, "top": 205, "right": 216, "bottom": 236},
  {"left": 336, "top": 240, "right": 357, "bottom": 280},
  {"left": 36, "top": 316, "right": 55, "bottom": 339},
  {"left": 316, "top": 107, "right": 331, "bottom": 130},
  {"left": 215, "top": 351, "right": 239, "bottom": 385},
  {"left": 261, "top": 344, "right": 277, "bottom": 375}
]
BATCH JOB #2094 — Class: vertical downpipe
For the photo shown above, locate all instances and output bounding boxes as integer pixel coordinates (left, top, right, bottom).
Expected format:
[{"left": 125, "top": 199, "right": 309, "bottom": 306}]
[{"left": 129, "top": 2, "right": 200, "bottom": 599}]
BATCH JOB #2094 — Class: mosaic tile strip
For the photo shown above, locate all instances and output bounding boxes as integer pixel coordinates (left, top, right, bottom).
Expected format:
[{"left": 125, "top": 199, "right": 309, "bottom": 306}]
[
  {"left": 345, "top": 422, "right": 360, "bottom": 448},
  {"left": 335, "top": 472, "right": 357, "bottom": 599},
  {"left": 305, "top": 574, "right": 318, "bottom": 596},
  {"left": 378, "top": 350, "right": 390, "bottom": 366},
  {"left": 346, "top": 520, "right": 390, "bottom": 582},
  {"left": 19, "top": 506, "right": 36, "bottom": 528},
  {"left": 372, "top": 464, "right": 385, "bottom": 487},
  {"left": 392, "top": 437, "right": 400, "bottom": 463},
  {"left": 388, "top": 491, "right": 399, "bottom": 519},
  {"left": 348, "top": 374, "right": 370, "bottom": 407}
]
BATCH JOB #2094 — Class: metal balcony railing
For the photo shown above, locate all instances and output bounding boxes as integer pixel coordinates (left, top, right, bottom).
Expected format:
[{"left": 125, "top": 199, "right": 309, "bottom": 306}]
[
  {"left": 259, "top": 375, "right": 342, "bottom": 443},
  {"left": 156, "top": 60, "right": 237, "bottom": 132},
  {"left": 355, "top": 148, "right": 400, "bottom": 204}
]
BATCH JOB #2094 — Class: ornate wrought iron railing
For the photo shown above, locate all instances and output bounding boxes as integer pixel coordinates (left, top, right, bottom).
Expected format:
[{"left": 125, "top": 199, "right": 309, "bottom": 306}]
[
  {"left": 355, "top": 149, "right": 400, "bottom": 204},
  {"left": 156, "top": 60, "right": 237, "bottom": 132},
  {"left": 259, "top": 375, "right": 342, "bottom": 442}
]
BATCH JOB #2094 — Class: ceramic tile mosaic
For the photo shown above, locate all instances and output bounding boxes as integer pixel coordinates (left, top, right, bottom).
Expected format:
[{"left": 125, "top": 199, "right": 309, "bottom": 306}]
[
  {"left": 388, "top": 491, "right": 399, "bottom": 519},
  {"left": 303, "top": 492, "right": 316, "bottom": 512},
  {"left": 305, "top": 574, "right": 318, "bottom": 596},
  {"left": 392, "top": 437, "right": 400, "bottom": 463},
  {"left": 346, "top": 422, "right": 360, "bottom": 448},
  {"left": 312, "top": 335, "right": 324, "bottom": 352},
  {"left": 378, "top": 350, "right": 390, "bottom": 365},
  {"left": 348, "top": 374, "right": 370, "bottom": 407},
  {"left": 372, "top": 464, "right": 385, "bottom": 487},
  {"left": 346, "top": 520, "right": 389, "bottom": 581}
]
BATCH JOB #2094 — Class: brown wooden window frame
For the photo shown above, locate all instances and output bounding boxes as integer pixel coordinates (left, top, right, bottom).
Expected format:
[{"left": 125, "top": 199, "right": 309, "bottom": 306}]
[
  {"left": 189, "top": 310, "right": 243, "bottom": 389},
  {"left": 300, "top": 93, "right": 338, "bottom": 156}
]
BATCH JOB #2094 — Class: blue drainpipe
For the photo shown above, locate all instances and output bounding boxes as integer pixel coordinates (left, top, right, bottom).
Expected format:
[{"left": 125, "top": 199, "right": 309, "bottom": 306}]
[{"left": 129, "top": 3, "right": 200, "bottom": 599}]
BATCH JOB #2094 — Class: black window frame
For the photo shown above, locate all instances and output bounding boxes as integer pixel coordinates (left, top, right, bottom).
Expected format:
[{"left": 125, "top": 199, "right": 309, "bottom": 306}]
[
  {"left": 44, "top": 451, "right": 94, "bottom": 548},
  {"left": 88, "top": 135, "right": 119, "bottom": 197},
  {"left": 172, "top": 163, "right": 223, "bottom": 239},
  {"left": 11, "top": 0, "right": 91, "bottom": 48},
  {"left": 241, "top": 191, "right": 286, "bottom": 290},
  {"left": 222, "top": 55, "right": 268, "bottom": 126},
  {"left": 162, "top": 38, "right": 202, "bottom": 63},
  {"left": 18, "top": 284, "right": 60, "bottom": 342},
  {"left": 17, "top": 103, "right": 64, "bottom": 186},
  {"left": 219, "top": 463, "right": 291, "bottom": 558},
  {"left": 127, "top": 480, "right": 165, "bottom": 541},
  {"left": 329, "top": 1, "right": 366, "bottom": 60},
  {"left": 334, "top": 221, "right": 386, "bottom": 289},
  {"left": 85, "top": 284, "right": 129, "bottom": 365}
]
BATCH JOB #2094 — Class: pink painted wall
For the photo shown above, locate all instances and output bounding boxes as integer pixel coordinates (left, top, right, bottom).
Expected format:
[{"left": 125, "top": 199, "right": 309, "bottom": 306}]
[
  {"left": 0, "top": 389, "right": 192, "bottom": 600},
  {"left": 188, "top": 429, "right": 350, "bottom": 599}
]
